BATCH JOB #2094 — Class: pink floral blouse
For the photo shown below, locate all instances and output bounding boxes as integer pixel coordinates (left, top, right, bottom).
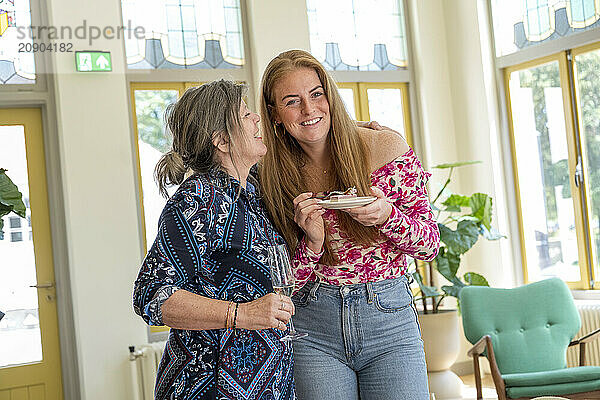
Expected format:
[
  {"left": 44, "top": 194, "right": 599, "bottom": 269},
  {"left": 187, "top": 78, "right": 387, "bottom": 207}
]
[{"left": 292, "top": 148, "right": 440, "bottom": 288}]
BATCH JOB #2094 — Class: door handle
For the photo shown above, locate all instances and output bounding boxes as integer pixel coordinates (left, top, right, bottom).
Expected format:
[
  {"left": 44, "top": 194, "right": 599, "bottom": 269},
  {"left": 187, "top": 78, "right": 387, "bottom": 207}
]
[
  {"left": 30, "top": 283, "right": 55, "bottom": 289},
  {"left": 574, "top": 157, "right": 584, "bottom": 188}
]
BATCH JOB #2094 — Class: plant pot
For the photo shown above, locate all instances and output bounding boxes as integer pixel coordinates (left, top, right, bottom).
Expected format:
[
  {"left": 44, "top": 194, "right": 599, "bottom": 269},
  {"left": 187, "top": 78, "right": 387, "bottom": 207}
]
[{"left": 418, "top": 309, "right": 463, "bottom": 400}]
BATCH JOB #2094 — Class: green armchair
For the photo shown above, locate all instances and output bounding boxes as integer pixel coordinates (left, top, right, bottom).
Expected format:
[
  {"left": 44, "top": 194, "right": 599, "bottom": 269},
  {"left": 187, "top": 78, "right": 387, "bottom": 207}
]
[{"left": 460, "top": 278, "right": 600, "bottom": 399}]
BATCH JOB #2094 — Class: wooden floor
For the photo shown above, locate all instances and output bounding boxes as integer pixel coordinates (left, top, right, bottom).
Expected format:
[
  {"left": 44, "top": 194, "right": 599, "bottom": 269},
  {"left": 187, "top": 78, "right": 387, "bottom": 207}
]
[{"left": 460, "top": 374, "right": 498, "bottom": 400}]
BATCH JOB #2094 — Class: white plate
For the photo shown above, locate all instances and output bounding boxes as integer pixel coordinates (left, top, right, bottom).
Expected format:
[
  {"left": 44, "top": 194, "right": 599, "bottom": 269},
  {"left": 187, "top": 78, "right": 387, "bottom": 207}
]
[{"left": 317, "top": 196, "right": 377, "bottom": 209}]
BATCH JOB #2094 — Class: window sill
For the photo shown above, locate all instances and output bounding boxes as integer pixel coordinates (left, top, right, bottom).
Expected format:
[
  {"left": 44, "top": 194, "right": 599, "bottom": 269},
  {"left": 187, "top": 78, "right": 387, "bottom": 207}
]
[{"left": 571, "top": 290, "right": 600, "bottom": 302}]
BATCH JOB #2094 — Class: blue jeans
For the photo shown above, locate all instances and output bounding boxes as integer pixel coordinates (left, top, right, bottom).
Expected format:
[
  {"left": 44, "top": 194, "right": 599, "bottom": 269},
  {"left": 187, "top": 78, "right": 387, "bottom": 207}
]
[{"left": 291, "top": 276, "right": 429, "bottom": 400}]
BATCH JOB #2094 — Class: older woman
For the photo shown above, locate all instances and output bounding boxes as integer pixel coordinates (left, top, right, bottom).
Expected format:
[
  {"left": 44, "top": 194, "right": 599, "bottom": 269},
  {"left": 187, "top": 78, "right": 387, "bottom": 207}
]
[
  {"left": 133, "top": 80, "right": 297, "bottom": 400},
  {"left": 259, "top": 50, "right": 440, "bottom": 399}
]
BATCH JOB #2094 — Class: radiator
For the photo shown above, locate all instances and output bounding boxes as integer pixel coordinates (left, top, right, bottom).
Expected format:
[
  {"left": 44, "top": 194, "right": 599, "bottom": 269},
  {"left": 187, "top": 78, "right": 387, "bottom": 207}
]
[
  {"left": 567, "top": 302, "right": 600, "bottom": 367},
  {"left": 129, "top": 342, "right": 166, "bottom": 400}
]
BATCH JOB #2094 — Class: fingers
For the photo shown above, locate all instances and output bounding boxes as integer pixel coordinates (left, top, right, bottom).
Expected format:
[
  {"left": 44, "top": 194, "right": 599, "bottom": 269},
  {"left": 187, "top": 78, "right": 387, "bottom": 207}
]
[
  {"left": 308, "top": 208, "right": 326, "bottom": 221},
  {"left": 268, "top": 292, "right": 295, "bottom": 316},
  {"left": 369, "top": 121, "right": 383, "bottom": 130},
  {"left": 344, "top": 196, "right": 391, "bottom": 226},
  {"left": 295, "top": 203, "right": 323, "bottom": 225},
  {"left": 293, "top": 192, "right": 314, "bottom": 208},
  {"left": 346, "top": 201, "right": 380, "bottom": 216},
  {"left": 357, "top": 120, "right": 383, "bottom": 130},
  {"left": 268, "top": 293, "right": 294, "bottom": 330},
  {"left": 242, "top": 293, "right": 297, "bottom": 331},
  {"left": 294, "top": 196, "right": 324, "bottom": 230},
  {"left": 370, "top": 186, "right": 386, "bottom": 198}
]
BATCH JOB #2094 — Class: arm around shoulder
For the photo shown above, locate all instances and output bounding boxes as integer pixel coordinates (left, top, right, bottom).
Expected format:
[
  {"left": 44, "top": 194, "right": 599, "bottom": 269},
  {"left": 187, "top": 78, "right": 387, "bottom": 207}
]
[{"left": 357, "top": 127, "right": 410, "bottom": 172}]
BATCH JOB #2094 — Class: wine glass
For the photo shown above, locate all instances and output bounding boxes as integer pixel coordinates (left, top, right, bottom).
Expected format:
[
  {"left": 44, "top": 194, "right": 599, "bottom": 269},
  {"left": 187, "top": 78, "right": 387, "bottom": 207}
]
[{"left": 267, "top": 244, "right": 308, "bottom": 342}]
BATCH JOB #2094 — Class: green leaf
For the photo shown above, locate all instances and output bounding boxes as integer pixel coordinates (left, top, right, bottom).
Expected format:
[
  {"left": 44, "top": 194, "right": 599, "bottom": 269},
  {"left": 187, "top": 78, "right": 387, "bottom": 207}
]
[
  {"left": 463, "top": 272, "right": 489, "bottom": 286},
  {"left": 432, "top": 160, "right": 482, "bottom": 169},
  {"left": 443, "top": 194, "right": 471, "bottom": 208},
  {"left": 470, "top": 193, "right": 492, "bottom": 230},
  {"left": 442, "top": 194, "right": 470, "bottom": 212},
  {"left": 441, "top": 282, "right": 465, "bottom": 298},
  {"left": 456, "top": 215, "right": 480, "bottom": 222},
  {"left": 412, "top": 271, "right": 442, "bottom": 298},
  {"left": 435, "top": 248, "right": 461, "bottom": 281},
  {"left": 0, "top": 169, "right": 26, "bottom": 218},
  {"left": 438, "top": 220, "right": 480, "bottom": 255},
  {"left": 480, "top": 225, "right": 506, "bottom": 241}
]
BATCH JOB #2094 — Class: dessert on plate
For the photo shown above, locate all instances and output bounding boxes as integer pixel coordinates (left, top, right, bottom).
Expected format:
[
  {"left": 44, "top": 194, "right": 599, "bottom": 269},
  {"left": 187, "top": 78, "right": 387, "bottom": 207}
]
[
  {"left": 313, "top": 187, "right": 376, "bottom": 209},
  {"left": 314, "top": 186, "right": 357, "bottom": 202}
]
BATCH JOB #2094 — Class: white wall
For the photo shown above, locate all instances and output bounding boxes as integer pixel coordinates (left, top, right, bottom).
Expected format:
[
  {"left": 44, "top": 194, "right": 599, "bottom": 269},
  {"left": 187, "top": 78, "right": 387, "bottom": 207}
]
[
  {"left": 442, "top": 0, "right": 514, "bottom": 291},
  {"left": 408, "top": 0, "right": 514, "bottom": 291},
  {"left": 46, "top": 0, "right": 147, "bottom": 398},
  {"left": 245, "top": 0, "right": 311, "bottom": 94},
  {"left": 407, "top": 0, "right": 516, "bottom": 366}
]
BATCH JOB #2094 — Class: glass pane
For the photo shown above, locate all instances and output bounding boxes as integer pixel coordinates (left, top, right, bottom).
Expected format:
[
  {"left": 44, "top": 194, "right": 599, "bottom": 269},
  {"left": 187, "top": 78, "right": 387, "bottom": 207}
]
[
  {"left": 491, "top": 0, "right": 600, "bottom": 57},
  {"left": 122, "top": 0, "right": 244, "bottom": 69},
  {"left": 575, "top": 48, "right": 600, "bottom": 279},
  {"left": 306, "top": 0, "right": 407, "bottom": 71},
  {"left": 0, "top": 0, "right": 36, "bottom": 84},
  {"left": 134, "top": 89, "right": 179, "bottom": 247},
  {"left": 338, "top": 88, "right": 356, "bottom": 119},
  {"left": 509, "top": 62, "right": 580, "bottom": 282},
  {"left": 0, "top": 125, "right": 42, "bottom": 367},
  {"left": 366, "top": 88, "right": 406, "bottom": 136}
]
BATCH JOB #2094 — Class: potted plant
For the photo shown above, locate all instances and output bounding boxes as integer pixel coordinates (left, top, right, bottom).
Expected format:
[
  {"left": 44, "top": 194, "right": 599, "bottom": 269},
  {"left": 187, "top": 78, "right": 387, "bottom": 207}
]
[
  {"left": 0, "top": 168, "right": 27, "bottom": 239},
  {"left": 413, "top": 161, "right": 504, "bottom": 399}
]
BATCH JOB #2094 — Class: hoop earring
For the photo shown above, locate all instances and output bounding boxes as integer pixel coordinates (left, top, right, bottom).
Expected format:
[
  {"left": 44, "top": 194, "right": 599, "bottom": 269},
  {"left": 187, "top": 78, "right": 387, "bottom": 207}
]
[{"left": 273, "top": 122, "right": 279, "bottom": 136}]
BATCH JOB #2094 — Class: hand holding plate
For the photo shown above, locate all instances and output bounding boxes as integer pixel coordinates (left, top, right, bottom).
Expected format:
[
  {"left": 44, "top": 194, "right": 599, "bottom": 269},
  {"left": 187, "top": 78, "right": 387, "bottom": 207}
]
[
  {"left": 344, "top": 186, "right": 392, "bottom": 227},
  {"left": 293, "top": 192, "right": 325, "bottom": 253}
]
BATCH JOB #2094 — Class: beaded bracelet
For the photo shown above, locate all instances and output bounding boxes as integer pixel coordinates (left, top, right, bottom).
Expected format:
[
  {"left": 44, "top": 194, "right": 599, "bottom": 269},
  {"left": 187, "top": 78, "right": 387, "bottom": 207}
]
[{"left": 233, "top": 303, "right": 239, "bottom": 329}]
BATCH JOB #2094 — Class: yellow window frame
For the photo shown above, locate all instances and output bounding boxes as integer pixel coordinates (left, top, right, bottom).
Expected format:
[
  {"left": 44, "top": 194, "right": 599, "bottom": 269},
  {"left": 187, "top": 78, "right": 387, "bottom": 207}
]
[
  {"left": 503, "top": 51, "right": 593, "bottom": 290},
  {"left": 130, "top": 82, "right": 203, "bottom": 333},
  {"left": 571, "top": 41, "right": 600, "bottom": 288},
  {"left": 337, "top": 82, "right": 414, "bottom": 148}
]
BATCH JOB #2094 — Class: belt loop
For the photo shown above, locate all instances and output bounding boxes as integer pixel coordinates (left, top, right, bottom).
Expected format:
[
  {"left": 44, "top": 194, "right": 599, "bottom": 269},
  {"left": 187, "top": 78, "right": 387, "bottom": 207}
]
[
  {"left": 366, "top": 282, "right": 374, "bottom": 304},
  {"left": 309, "top": 276, "right": 321, "bottom": 300}
]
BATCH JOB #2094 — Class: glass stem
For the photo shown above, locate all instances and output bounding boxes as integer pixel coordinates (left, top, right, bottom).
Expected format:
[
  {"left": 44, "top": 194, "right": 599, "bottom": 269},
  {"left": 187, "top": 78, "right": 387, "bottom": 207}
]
[{"left": 287, "top": 317, "right": 298, "bottom": 334}]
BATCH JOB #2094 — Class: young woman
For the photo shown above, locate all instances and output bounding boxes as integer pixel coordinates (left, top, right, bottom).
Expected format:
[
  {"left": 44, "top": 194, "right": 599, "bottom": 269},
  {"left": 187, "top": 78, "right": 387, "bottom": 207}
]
[{"left": 259, "top": 50, "right": 440, "bottom": 400}]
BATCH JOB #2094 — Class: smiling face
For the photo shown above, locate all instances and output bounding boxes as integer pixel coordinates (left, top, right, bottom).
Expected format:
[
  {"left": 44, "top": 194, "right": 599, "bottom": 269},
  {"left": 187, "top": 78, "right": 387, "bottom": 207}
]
[
  {"left": 235, "top": 100, "right": 266, "bottom": 168},
  {"left": 271, "top": 67, "right": 331, "bottom": 148}
]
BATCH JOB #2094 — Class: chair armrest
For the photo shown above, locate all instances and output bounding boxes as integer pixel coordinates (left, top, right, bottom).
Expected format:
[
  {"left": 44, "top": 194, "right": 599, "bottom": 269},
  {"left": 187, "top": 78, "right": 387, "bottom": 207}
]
[
  {"left": 569, "top": 327, "right": 600, "bottom": 346},
  {"left": 468, "top": 335, "right": 490, "bottom": 357},
  {"left": 467, "top": 335, "right": 507, "bottom": 400}
]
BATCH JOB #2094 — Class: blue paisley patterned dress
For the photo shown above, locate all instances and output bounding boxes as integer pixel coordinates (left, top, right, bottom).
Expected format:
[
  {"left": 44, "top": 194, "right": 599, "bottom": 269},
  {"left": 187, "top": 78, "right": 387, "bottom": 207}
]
[{"left": 133, "top": 168, "right": 295, "bottom": 400}]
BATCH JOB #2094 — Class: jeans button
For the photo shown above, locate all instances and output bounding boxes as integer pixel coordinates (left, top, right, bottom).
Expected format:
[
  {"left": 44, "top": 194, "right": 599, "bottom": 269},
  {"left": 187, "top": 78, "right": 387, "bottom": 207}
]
[{"left": 341, "top": 286, "right": 350, "bottom": 296}]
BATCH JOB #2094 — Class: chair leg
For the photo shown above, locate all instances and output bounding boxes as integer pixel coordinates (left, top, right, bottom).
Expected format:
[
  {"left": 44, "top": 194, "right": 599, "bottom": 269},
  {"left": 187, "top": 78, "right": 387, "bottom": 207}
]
[{"left": 472, "top": 355, "right": 483, "bottom": 400}]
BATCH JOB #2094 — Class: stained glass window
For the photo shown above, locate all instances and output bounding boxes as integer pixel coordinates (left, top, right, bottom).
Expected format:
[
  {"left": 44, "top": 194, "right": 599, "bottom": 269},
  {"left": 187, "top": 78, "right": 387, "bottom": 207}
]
[
  {"left": 306, "top": 0, "right": 408, "bottom": 71},
  {"left": 0, "top": 0, "right": 35, "bottom": 84},
  {"left": 491, "top": 0, "right": 600, "bottom": 57},
  {"left": 121, "top": 0, "right": 244, "bottom": 69}
]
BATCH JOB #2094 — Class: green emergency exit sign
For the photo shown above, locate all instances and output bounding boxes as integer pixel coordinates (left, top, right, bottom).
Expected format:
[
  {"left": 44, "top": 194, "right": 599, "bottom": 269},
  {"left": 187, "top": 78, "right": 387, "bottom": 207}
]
[{"left": 75, "top": 51, "right": 112, "bottom": 72}]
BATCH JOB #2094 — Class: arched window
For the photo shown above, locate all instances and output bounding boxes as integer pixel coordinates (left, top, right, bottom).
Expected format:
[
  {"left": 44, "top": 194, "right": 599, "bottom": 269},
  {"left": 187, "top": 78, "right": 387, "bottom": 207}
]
[
  {"left": 568, "top": 0, "right": 599, "bottom": 28},
  {"left": 524, "top": 0, "right": 553, "bottom": 41},
  {"left": 306, "top": 0, "right": 408, "bottom": 71},
  {"left": 491, "top": 0, "right": 600, "bottom": 56},
  {"left": 122, "top": 0, "right": 244, "bottom": 69},
  {"left": 0, "top": 0, "right": 35, "bottom": 84}
]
